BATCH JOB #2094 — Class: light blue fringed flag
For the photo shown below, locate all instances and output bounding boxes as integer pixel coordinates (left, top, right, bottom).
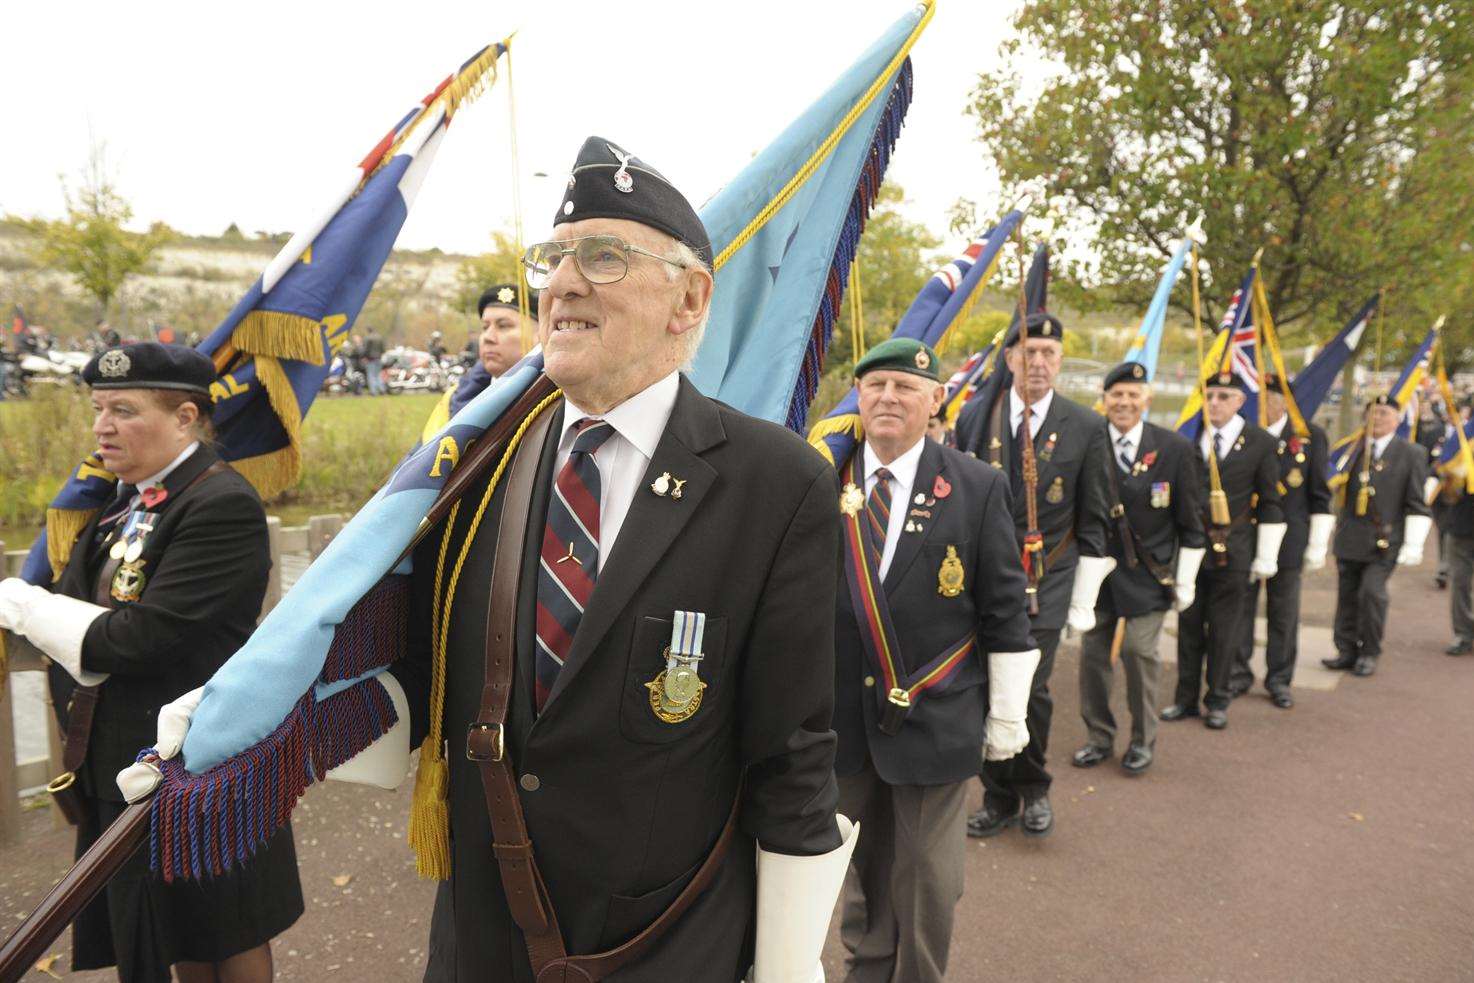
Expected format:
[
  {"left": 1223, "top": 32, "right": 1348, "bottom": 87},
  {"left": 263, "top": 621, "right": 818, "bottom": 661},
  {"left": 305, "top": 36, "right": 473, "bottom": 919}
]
[
  {"left": 1326, "top": 320, "right": 1439, "bottom": 488},
  {"left": 154, "top": 3, "right": 934, "bottom": 882},
  {"left": 807, "top": 210, "right": 1023, "bottom": 466},
  {"left": 1121, "top": 226, "right": 1201, "bottom": 381},
  {"left": 19, "top": 44, "right": 509, "bottom": 589}
]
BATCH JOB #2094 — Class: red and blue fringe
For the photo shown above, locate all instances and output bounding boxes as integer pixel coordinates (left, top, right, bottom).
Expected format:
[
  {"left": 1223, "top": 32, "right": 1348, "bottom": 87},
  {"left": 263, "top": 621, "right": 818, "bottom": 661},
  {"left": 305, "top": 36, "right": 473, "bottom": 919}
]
[
  {"left": 785, "top": 57, "right": 914, "bottom": 434},
  {"left": 147, "top": 575, "right": 407, "bottom": 882}
]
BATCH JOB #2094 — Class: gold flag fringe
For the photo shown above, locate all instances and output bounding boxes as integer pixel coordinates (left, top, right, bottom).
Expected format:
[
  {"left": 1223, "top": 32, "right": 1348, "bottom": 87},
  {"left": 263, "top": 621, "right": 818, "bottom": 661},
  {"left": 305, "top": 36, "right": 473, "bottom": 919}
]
[
  {"left": 227, "top": 446, "right": 301, "bottom": 504},
  {"left": 45, "top": 506, "right": 99, "bottom": 581},
  {"left": 232, "top": 311, "right": 326, "bottom": 366},
  {"left": 806, "top": 413, "right": 863, "bottom": 465}
]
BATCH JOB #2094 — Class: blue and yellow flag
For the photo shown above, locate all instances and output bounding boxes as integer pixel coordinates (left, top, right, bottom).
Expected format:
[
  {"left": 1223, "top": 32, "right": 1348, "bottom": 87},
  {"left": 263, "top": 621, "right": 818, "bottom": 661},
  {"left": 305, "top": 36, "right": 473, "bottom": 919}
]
[
  {"left": 690, "top": 1, "right": 933, "bottom": 432},
  {"left": 1289, "top": 294, "right": 1377, "bottom": 419},
  {"left": 808, "top": 209, "right": 1023, "bottom": 465},
  {"left": 21, "top": 44, "right": 507, "bottom": 586},
  {"left": 1327, "top": 320, "right": 1439, "bottom": 486}
]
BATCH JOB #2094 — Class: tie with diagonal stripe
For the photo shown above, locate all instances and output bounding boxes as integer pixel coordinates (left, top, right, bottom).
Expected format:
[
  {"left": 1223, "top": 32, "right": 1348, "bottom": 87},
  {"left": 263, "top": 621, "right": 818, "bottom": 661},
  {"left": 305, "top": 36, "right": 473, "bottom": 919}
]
[
  {"left": 534, "top": 418, "right": 615, "bottom": 712},
  {"left": 866, "top": 467, "right": 894, "bottom": 571}
]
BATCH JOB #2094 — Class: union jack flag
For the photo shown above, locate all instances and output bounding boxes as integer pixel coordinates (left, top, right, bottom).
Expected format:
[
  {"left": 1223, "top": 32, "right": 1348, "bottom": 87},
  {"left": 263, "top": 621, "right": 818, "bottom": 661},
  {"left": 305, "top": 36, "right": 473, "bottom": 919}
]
[{"left": 1220, "top": 268, "right": 1259, "bottom": 393}]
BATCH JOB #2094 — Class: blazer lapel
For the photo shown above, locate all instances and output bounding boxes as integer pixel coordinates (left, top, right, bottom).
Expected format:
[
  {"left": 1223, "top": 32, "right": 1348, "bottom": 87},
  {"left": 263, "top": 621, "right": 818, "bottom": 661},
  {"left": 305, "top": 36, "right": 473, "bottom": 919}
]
[
  {"left": 1130, "top": 425, "right": 1158, "bottom": 483},
  {"left": 883, "top": 440, "right": 944, "bottom": 595},
  {"left": 542, "top": 377, "right": 727, "bottom": 711}
]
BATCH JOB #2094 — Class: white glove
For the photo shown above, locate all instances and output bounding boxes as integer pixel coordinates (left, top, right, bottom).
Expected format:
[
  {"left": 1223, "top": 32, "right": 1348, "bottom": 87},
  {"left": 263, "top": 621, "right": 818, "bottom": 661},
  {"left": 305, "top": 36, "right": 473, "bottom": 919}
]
[
  {"left": 749, "top": 815, "right": 858, "bottom": 983},
  {"left": 116, "top": 685, "right": 204, "bottom": 802},
  {"left": 1066, "top": 556, "right": 1116, "bottom": 632},
  {"left": 1303, "top": 513, "right": 1334, "bottom": 571},
  {"left": 326, "top": 675, "right": 412, "bottom": 789},
  {"left": 1397, "top": 514, "right": 1434, "bottom": 566},
  {"left": 1250, "top": 522, "right": 1287, "bottom": 581},
  {"left": 0, "top": 578, "right": 110, "bottom": 686},
  {"left": 1424, "top": 475, "right": 1442, "bottom": 505},
  {"left": 985, "top": 649, "right": 1040, "bottom": 761},
  {"left": 1173, "top": 547, "right": 1205, "bottom": 612}
]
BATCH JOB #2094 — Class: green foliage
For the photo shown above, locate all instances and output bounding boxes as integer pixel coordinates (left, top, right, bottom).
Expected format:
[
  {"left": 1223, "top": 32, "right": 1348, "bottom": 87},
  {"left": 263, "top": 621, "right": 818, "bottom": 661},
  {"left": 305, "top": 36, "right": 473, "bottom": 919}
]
[
  {"left": 970, "top": 0, "right": 1474, "bottom": 362},
  {"left": 13, "top": 147, "right": 171, "bottom": 316}
]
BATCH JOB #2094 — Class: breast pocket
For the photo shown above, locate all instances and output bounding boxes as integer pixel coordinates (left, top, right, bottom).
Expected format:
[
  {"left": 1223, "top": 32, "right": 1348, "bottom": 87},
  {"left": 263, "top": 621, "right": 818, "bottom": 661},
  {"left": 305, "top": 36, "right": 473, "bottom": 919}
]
[{"left": 620, "top": 615, "right": 729, "bottom": 745}]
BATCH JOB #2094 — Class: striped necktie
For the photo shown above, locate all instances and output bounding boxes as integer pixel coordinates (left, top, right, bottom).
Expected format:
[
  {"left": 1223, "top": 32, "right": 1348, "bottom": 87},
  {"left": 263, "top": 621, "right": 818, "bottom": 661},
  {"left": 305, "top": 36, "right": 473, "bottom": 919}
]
[
  {"left": 866, "top": 467, "right": 894, "bottom": 570},
  {"left": 534, "top": 418, "right": 615, "bottom": 711},
  {"left": 1117, "top": 435, "right": 1134, "bottom": 473}
]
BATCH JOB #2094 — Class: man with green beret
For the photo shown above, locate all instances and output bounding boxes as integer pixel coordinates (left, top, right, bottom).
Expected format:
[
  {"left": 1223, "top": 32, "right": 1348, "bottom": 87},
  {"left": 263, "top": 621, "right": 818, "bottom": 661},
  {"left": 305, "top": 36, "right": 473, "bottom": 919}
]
[{"left": 832, "top": 336, "right": 1038, "bottom": 982}]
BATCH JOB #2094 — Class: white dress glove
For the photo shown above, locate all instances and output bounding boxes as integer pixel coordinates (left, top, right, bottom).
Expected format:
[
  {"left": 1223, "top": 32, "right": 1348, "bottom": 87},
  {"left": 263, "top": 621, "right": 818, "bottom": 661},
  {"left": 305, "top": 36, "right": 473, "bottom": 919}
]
[
  {"left": 0, "top": 577, "right": 110, "bottom": 686},
  {"left": 1303, "top": 513, "right": 1335, "bottom": 571},
  {"left": 1066, "top": 555, "right": 1116, "bottom": 632},
  {"left": 749, "top": 815, "right": 859, "bottom": 983},
  {"left": 1250, "top": 522, "right": 1287, "bottom": 581},
  {"left": 325, "top": 675, "right": 412, "bottom": 789},
  {"left": 1173, "top": 547, "right": 1206, "bottom": 612},
  {"left": 985, "top": 649, "right": 1040, "bottom": 761},
  {"left": 1424, "top": 475, "right": 1442, "bottom": 506},
  {"left": 116, "top": 685, "right": 204, "bottom": 802},
  {"left": 1397, "top": 514, "right": 1434, "bottom": 566}
]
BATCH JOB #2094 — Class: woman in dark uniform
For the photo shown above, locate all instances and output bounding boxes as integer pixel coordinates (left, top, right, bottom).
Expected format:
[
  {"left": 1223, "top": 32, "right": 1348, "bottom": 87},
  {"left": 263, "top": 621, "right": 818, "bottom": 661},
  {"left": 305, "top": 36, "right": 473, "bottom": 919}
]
[{"left": 0, "top": 342, "right": 303, "bottom": 983}]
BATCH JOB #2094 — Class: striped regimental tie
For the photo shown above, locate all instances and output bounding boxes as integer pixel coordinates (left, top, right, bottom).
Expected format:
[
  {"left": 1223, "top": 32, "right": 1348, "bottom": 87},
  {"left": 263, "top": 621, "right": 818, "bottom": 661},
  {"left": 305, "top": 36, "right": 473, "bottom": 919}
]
[
  {"left": 534, "top": 419, "right": 615, "bottom": 711},
  {"left": 866, "top": 467, "right": 894, "bottom": 571}
]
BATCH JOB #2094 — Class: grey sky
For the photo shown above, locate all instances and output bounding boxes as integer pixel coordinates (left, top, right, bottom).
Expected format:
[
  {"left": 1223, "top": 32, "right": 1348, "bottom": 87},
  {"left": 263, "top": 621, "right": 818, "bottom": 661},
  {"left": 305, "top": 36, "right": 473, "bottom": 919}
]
[{"left": 4, "top": 1, "right": 1044, "bottom": 258}]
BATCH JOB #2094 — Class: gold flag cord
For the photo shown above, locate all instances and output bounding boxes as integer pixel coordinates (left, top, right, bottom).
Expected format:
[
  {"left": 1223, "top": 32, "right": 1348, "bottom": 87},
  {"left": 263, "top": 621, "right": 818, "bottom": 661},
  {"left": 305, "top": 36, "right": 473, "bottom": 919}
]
[
  {"left": 1250, "top": 276, "right": 1310, "bottom": 438},
  {"left": 1191, "top": 244, "right": 1230, "bottom": 526}
]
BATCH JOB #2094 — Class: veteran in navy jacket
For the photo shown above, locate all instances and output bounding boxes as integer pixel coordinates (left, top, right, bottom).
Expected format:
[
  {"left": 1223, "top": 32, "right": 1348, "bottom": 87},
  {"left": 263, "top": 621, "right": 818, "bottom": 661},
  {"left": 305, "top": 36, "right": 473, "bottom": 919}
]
[
  {"left": 832, "top": 337, "right": 1037, "bottom": 983},
  {"left": 1073, "top": 362, "right": 1205, "bottom": 776}
]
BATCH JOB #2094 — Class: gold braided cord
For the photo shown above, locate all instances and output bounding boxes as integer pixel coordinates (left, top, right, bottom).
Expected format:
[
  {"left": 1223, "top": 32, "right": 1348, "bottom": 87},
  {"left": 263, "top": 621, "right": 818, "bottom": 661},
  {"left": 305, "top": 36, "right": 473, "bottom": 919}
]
[
  {"left": 710, "top": 0, "right": 935, "bottom": 272},
  {"left": 849, "top": 260, "right": 866, "bottom": 367},
  {"left": 504, "top": 38, "right": 535, "bottom": 355},
  {"left": 408, "top": 388, "right": 563, "bottom": 879},
  {"left": 1190, "top": 244, "right": 1227, "bottom": 500},
  {"left": 1251, "top": 276, "right": 1310, "bottom": 438}
]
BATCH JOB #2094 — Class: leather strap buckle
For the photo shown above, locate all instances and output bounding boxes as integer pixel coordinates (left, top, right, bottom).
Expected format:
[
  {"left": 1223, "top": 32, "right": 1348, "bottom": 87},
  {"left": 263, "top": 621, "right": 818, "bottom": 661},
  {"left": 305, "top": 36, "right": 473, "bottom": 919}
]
[
  {"left": 1109, "top": 504, "right": 1125, "bottom": 518},
  {"left": 46, "top": 771, "right": 76, "bottom": 794},
  {"left": 466, "top": 722, "right": 505, "bottom": 762}
]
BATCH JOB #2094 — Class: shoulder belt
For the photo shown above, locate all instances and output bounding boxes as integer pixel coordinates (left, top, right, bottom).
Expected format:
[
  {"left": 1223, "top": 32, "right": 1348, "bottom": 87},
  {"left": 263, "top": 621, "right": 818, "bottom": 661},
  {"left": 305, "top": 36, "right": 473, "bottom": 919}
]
[{"left": 1103, "top": 459, "right": 1174, "bottom": 586}]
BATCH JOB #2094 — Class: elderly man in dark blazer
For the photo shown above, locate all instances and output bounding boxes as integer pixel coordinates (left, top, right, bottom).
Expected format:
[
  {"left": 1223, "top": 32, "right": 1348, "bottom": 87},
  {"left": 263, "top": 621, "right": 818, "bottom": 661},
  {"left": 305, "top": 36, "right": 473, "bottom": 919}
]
[
  {"left": 1073, "top": 361, "right": 1205, "bottom": 776},
  {"left": 832, "top": 337, "right": 1037, "bottom": 983},
  {"left": 1323, "top": 394, "right": 1433, "bottom": 677}
]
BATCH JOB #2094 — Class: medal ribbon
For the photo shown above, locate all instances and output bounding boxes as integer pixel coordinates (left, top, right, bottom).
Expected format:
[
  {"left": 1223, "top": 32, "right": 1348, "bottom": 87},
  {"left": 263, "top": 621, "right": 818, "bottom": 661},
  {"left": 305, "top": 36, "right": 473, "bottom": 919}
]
[
  {"left": 668, "top": 610, "right": 706, "bottom": 666},
  {"left": 840, "top": 456, "right": 976, "bottom": 706}
]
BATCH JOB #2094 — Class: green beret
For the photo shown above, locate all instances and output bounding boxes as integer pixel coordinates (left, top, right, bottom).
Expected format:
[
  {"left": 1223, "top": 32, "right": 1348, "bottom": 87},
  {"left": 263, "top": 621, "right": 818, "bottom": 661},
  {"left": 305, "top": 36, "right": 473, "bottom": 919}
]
[{"left": 854, "top": 337, "right": 940, "bottom": 382}]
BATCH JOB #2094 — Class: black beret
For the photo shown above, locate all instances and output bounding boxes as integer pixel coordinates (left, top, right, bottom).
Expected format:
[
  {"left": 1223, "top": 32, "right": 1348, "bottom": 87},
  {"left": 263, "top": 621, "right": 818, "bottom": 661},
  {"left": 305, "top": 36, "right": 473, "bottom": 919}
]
[
  {"left": 554, "top": 136, "right": 712, "bottom": 267},
  {"left": 1261, "top": 372, "right": 1288, "bottom": 393},
  {"left": 1205, "top": 370, "right": 1247, "bottom": 393},
  {"left": 477, "top": 283, "right": 538, "bottom": 318},
  {"left": 1366, "top": 392, "right": 1396, "bottom": 410},
  {"left": 83, "top": 342, "right": 214, "bottom": 396},
  {"left": 1103, "top": 360, "right": 1149, "bottom": 390},
  {"left": 1007, "top": 312, "right": 1066, "bottom": 346}
]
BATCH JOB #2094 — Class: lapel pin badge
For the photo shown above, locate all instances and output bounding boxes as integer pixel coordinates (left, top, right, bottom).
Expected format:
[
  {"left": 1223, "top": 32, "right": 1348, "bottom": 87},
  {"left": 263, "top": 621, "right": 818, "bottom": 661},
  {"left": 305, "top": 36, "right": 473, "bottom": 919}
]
[{"left": 651, "top": 472, "right": 672, "bottom": 496}]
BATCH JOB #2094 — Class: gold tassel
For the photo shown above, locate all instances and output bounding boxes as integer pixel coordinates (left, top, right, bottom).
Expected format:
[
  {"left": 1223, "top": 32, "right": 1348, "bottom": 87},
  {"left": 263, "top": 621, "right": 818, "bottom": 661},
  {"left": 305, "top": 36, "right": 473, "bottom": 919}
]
[
  {"left": 1355, "top": 482, "right": 1370, "bottom": 517},
  {"left": 232, "top": 311, "right": 327, "bottom": 365},
  {"left": 407, "top": 737, "right": 452, "bottom": 880},
  {"left": 45, "top": 507, "right": 99, "bottom": 581}
]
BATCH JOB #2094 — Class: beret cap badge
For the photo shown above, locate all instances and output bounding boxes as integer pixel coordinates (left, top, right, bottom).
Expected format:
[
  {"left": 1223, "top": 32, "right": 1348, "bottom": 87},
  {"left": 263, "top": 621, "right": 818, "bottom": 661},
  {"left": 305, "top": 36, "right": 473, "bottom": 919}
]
[
  {"left": 608, "top": 143, "right": 635, "bottom": 194},
  {"left": 497, "top": 286, "right": 515, "bottom": 304},
  {"left": 98, "top": 350, "right": 131, "bottom": 378},
  {"left": 914, "top": 349, "right": 931, "bottom": 370}
]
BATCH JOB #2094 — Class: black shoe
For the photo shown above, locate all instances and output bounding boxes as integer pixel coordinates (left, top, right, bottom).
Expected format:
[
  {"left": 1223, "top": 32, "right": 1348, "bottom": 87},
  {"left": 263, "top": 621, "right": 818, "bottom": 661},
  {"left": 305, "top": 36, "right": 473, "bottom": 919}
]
[
  {"left": 1227, "top": 678, "right": 1252, "bottom": 698},
  {"left": 1204, "top": 709, "right": 1229, "bottom": 730},
  {"left": 1159, "top": 703, "right": 1200, "bottom": 721},
  {"left": 1269, "top": 689, "right": 1294, "bottom": 709},
  {"left": 1436, "top": 574, "right": 1449, "bottom": 590},
  {"left": 1445, "top": 639, "right": 1472, "bottom": 656},
  {"left": 1071, "top": 744, "right": 1112, "bottom": 768},
  {"left": 1021, "top": 796, "right": 1054, "bottom": 837},
  {"left": 1353, "top": 657, "right": 1377, "bottom": 677},
  {"left": 1321, "top": 654, "right": 1358, "bottom": 671},
  {"left": 1121, "top": 746, "right": 1153, "bottom": 775},
  {"left": 966, "top": 804, "right": 1018, "bottom": 839}
]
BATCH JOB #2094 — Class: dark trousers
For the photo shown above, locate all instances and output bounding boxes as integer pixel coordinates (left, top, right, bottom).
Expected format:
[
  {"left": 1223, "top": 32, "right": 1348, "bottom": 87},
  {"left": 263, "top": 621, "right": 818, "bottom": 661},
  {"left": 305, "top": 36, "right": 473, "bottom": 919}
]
[
  {"left": 1231, "top": 567, "right": 1304, "bottom": 694},
  {"left": 1174, "top": 568, "right": 1249, "bottom": 712},
  {"left": 1449, "top": 535, "right": 1474, "bottom": 642},
  {"left": 980, "top": 628, "right": 1060, "bottom": 810},
  {"left": 1333, "top": 558, "right": 1394, "bottom": 661}
]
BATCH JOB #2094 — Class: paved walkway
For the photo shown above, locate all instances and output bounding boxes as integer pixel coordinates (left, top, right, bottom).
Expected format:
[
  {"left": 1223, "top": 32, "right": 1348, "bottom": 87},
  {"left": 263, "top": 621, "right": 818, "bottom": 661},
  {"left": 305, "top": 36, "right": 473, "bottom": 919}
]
[{"left": 3, "top": 556, "right": 1471, "bottom": 981}]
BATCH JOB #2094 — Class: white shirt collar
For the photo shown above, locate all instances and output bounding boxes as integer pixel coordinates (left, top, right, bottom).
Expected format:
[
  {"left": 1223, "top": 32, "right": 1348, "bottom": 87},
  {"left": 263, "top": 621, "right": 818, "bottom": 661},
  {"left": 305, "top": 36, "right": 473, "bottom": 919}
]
[
  {"left": 560, "top": 372, "right": 680, "bottom": 459},
  {"left": 864, "top": 435, "right": 926, "bottom": 489},
  {"left": 136, "top": 441, "right": 201, "bottom": 489},
  {"left": 1108, "top": 420, "right": 1145, "bottom": 448},
  {"left": 1008, "top": 387, "right": 1054, "bottom": 430},
  {"left": 1208, "top": 414, "right": 1246, "bottom": 447},
  {"left": 1266, "top": 414, "right": 1288, "bottom": 438},
  {"left": 1371, "top": 431, "right": 1394, "bottom": 458}
]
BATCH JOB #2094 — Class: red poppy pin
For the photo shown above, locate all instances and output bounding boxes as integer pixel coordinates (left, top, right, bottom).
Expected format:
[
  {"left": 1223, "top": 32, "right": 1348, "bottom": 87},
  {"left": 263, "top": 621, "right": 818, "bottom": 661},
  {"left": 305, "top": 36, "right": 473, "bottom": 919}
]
[
  {"left": 1288, "top": 437, "right": 1303, "bottom": 454},
  {"left": 1140, "top": 450, "right": 1158, "bottom": 469},
  {"left": 933, "top": 475, "right": 952, "bottom": 499},
  {"left": 140, "top": 484, "right": 168, "bottom": 508}
]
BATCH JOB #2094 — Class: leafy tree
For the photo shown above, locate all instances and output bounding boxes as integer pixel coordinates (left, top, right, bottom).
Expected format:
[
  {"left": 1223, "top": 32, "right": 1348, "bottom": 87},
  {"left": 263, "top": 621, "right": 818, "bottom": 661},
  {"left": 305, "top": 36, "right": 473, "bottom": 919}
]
[
  {"left": 453, "top": 231, "right": 525, "bottom": 314},
  {"left": 969, "top": 0, "right": 1474, "bottom": 361},
  {"left": 16, "top": 146, "right": 171, "bottom": 317}
]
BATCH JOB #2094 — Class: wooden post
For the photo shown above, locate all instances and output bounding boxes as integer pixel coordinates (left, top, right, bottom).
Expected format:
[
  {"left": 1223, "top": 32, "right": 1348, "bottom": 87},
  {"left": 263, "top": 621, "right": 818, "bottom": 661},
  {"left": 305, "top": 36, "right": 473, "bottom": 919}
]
[
  {"left": 307, "top": 514, "right": 344, "bottom": 559},
  {"left": 261, "top": 516, "right": 282, "bottom": 621},
  {"left": 0, "top": 638, "right": 20, "bottom": 847}
]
